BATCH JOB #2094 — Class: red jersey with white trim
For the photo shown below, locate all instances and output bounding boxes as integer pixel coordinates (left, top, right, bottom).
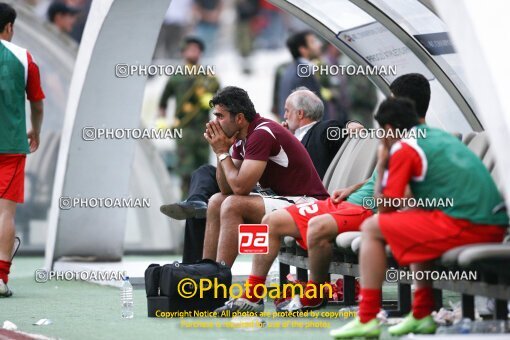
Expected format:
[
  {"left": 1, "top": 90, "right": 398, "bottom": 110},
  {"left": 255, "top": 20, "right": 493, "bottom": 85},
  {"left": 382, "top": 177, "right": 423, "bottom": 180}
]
[{"left": 381, "top": 125, "right": 508, "bottom": 225}]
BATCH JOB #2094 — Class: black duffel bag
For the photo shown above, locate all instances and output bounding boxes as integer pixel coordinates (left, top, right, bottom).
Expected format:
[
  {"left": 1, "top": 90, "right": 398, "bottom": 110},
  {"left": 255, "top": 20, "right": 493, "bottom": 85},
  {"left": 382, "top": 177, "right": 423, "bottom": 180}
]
[{"left": 145, "top": 259, "right": 231, "bottom": 317}]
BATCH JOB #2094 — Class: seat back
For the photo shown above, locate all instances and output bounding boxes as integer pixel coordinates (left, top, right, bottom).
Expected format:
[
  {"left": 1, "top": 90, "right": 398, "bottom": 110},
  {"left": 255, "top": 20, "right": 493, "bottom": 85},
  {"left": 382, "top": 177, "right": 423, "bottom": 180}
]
[
  {"left": 327, "top": 137, "right": 378, "bottom": 194},
  {"left": 462, "top": 131, "right": 477, "bottom": 145},
  {"left": 465, "top": 131, "right": 489, "bottom": 159},
  {"left": 482, "top": 147, "right": 496, "bottom": 172},
  {"left": 491, "top": 166, "right": 505, "bottom": 197},
  {"left": 322, "top": 137, "right": 360, "bottom": 188},
  {"left": 466, "top": 132, "right": 506, "bottom": 225},
  {"left": 451, "top": 132, "right": 463, "bottom": 140},
  {"left": 464, "top": 131, "right": 498, "bottom": 183}
]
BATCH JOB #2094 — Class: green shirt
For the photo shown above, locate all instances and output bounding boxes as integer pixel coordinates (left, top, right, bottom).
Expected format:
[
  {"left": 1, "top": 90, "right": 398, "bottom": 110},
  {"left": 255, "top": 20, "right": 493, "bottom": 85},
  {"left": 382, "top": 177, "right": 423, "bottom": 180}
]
[
  {"left": 346, "top": 169, "right": 376, "bottom": 211},
  {"left": 0, "top": 40, "right": 30, "bottom": 153},
  {"left": 384, "top": 125, "right": 508, "bottom": 225}
]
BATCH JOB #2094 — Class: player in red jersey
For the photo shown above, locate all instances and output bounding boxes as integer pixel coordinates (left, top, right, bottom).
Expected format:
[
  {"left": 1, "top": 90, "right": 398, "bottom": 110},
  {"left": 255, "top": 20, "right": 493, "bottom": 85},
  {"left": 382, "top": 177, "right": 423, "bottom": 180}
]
[{"left": 0, "top": 3, "right": 45, "bottom": 297}]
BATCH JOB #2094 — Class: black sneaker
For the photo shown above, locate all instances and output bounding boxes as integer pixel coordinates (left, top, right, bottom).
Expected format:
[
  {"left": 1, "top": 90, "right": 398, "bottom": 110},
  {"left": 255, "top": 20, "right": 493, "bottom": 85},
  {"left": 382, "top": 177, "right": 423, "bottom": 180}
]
[{"left": 160, "top": 201, "right": 207, "bottom": 220}]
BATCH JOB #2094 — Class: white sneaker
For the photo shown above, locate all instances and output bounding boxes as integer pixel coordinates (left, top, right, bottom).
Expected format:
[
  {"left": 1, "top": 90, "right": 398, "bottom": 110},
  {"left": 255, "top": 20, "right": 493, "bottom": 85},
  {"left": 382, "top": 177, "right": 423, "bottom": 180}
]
[
  {"left": 214, "top": 297, "right": 264, "bottom": 314},
  {"left": 0, "top": 279, "right": 13, "bottom": 297}
]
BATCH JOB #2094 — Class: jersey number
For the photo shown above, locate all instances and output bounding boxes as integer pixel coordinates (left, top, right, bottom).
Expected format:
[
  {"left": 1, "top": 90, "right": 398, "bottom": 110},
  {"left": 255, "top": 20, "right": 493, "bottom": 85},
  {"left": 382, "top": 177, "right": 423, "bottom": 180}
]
[{"left": 297, "top": 202, "right": 319, "bottom": 216}]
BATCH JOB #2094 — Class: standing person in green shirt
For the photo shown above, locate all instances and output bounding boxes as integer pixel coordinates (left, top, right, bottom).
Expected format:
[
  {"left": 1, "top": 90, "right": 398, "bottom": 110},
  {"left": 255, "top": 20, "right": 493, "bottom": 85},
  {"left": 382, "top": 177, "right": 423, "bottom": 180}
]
[
  {"left": 330, "top": 98, "right": 508, "bottom": 339},
  {"left": 159, "top": 37, "right": 220, "bottom": 198},
  {"left": 0, "top": 3, "right": 45, "bottom": 297}
]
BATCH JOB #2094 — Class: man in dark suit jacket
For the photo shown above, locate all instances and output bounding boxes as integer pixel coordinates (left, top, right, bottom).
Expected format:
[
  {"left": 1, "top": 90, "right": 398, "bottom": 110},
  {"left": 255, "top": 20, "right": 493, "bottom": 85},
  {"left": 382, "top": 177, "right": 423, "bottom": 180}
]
[
  {"left": 277, "top": 31, "right": 327, "bottom": 120},
  {"left": 162, "top": 88, "right": 357, "bottom": 262},
  {"left": 283, "top": 87, "right": 344, "bottom": 179}
]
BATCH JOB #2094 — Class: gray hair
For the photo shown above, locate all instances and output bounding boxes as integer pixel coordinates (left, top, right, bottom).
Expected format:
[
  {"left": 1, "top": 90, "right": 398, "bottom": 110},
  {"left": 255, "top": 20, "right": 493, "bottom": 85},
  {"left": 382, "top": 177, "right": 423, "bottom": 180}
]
[{"left": 289, "top": 86, "right": 324, "bottom": 121}]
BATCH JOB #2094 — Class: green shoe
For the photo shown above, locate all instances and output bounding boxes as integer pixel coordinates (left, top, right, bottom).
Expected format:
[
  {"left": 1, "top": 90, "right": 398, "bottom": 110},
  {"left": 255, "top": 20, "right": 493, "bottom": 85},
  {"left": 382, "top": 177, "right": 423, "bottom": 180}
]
[
  {"left": 388, "top": 313, "right": 437, "bottom": 336},
  {"left": 330, "top": 318, "right": 381, "bottom": 339}
]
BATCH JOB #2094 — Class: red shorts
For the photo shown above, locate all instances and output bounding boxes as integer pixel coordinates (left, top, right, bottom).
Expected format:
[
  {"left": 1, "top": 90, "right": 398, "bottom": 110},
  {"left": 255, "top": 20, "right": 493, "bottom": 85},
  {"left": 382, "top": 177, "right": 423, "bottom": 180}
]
[
  {"left": 0, "top": 154, "right": 26, "bottom": 203},
  {"left": 286, "top": 198, "right": 373, "bottom": 249},
  {"left": 379, "top": 209, "right": 506, "bottom": 266}
]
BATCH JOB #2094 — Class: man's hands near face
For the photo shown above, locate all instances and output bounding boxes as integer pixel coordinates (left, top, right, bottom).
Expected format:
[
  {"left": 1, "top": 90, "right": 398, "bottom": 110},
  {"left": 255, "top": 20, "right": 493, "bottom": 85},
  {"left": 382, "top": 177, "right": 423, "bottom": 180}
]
[{"left": 204, "top": 120, "right": 238, "bottom": 155}]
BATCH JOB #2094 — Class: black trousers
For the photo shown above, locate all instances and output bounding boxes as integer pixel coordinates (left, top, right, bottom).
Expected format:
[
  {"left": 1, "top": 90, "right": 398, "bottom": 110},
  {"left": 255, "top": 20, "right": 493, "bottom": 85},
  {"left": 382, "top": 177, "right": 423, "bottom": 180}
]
[{"left": 182, "top": 164, "right": 219, "bottom": 263}]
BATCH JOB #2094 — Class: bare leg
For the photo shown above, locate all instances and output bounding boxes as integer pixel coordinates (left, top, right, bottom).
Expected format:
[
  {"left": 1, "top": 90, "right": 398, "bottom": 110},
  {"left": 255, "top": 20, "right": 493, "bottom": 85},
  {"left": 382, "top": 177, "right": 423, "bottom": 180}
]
[
  {"left": 251, "top": 209, "right": 300, "bottom": 277},
  {"left": 202, "top": 193, "right": 228, "bottom": 260},
  {"left": 0, "top": 199, "right": 17, "bottom": 262},
  {"left": 216, "top": 195, "right": 265, "bottom": 267},
  {"left": 307, "top": 214, "right": 338, "bottom": 283},
  {"left": 411, "top": 261, "right": 434, "bottom": 289},
  {"left": 359, "top": 215, "right": 387, "bottom": 289}
]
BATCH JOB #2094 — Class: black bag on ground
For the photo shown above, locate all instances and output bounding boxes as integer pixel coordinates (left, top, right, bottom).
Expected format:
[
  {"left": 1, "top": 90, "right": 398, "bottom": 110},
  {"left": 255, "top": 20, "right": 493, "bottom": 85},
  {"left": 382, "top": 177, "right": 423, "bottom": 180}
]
[{"left": 145, "top": 259, "right": 231, "bottom": 317}]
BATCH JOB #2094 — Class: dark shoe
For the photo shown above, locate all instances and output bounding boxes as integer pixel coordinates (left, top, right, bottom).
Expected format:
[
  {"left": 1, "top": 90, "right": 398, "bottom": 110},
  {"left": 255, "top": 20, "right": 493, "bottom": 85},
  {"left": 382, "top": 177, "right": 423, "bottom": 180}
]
[
  {"left": 160, "top": 201, "right": 207, "bottom": 220},
  {"left": 0, "top": 279, "right": 13, "bottom": 298}
]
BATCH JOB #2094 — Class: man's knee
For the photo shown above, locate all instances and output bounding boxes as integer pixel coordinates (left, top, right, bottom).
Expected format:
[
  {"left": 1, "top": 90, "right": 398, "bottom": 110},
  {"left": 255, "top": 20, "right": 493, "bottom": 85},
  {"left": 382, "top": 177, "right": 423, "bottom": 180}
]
[
  {"left": 261, "top": 213, "right": 271, "bottom": 226},
  {"left": 208, "top": 193, "right": 228, "bottom": 213},
  {"left": 220, "top": 195, "right": 250, "bottom": 216},
  {"left": 220, "top": 195, "right": 265, "bottom": 224},
  {"left": 262, "top": 211, "right": 284, "bottom": 236},
  {"left": 360, "top": 215, "right": 381, "bottom": 237},
  {"left": 307, "top": 215, "right": 336, "bottom": 248},
  {"left": 207, "top": 192, "right": 229, "bottom": 210}
]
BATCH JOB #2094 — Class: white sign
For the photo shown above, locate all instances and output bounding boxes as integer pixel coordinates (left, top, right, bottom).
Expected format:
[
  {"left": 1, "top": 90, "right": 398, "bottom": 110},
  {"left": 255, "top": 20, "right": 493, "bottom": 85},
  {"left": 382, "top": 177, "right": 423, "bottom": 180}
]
[{"left": 337, "top": 21, "right": 435, "bottom": 83}]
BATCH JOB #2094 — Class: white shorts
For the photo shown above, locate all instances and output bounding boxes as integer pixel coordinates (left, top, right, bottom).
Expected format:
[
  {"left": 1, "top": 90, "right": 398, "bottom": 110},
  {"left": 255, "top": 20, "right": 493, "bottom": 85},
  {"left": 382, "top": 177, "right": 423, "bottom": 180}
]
[{"left": 249, "top": 193, "right": 317, "bottom": 214}]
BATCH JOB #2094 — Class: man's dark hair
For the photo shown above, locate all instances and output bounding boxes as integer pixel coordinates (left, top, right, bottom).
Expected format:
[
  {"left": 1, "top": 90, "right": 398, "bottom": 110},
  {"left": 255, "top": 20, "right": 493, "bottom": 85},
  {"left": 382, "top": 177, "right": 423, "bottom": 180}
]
[
  {"left": 389, "top": 73, "right": 430, "bottom": 118},
  {"left": 286, "top": 30, "right": 313, "bottom": 60},
  {"left": 375, "top": 97, "right": 419, "bottom": 131},
  {"left": 181, "top": 36, "right": 205, "bottom": 52},
  {"left": 209, "top": 86, "right": 257, "bottom": 122},
  {"left": 0, "top": 3, "right": 16, "bottom": 32},
  {"left": 47, "top": 2, "right": 79, "bottom": 23}
]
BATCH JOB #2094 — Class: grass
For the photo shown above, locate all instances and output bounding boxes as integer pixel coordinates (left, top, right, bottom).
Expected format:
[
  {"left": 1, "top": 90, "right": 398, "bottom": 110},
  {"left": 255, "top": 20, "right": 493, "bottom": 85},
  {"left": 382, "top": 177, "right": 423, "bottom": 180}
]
[{"left": 1, "top": 256, "right": 460, "bottom": 339}]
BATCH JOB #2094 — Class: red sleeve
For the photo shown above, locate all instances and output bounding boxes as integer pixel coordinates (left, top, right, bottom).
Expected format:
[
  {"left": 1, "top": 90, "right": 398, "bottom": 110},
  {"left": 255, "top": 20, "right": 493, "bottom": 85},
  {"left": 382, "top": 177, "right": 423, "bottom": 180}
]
[
  {"left": 244, "top": 130, "right": 278, "bottom": 161},
  {"left": 26, "top": 52, "right": 45, "bottom": 101},
  {"left": 382, "top": 142, "right": 423, "bottom": 198}
]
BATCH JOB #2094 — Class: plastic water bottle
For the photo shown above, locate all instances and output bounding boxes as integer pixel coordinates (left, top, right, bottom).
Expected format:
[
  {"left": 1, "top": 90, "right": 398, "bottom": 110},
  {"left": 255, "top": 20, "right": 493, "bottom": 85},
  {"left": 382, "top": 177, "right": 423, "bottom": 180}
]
[
  {"left": 121, "top": 276, "right": 134, "bottom": 319},
  {"left": 472, "top": 320, "right": 507, "bottom": 333},
  {"left": 435, "top": 325, "right": 454, "bottom": 334},
  {"left": 268, "top": 270, "right": 279, "bottom": 286},
  {"left": 265, "top": 271, "right": 279, "bottom": 303},
  {"left": 458, "top": 318, "right": 472, "bottom": 334}
]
